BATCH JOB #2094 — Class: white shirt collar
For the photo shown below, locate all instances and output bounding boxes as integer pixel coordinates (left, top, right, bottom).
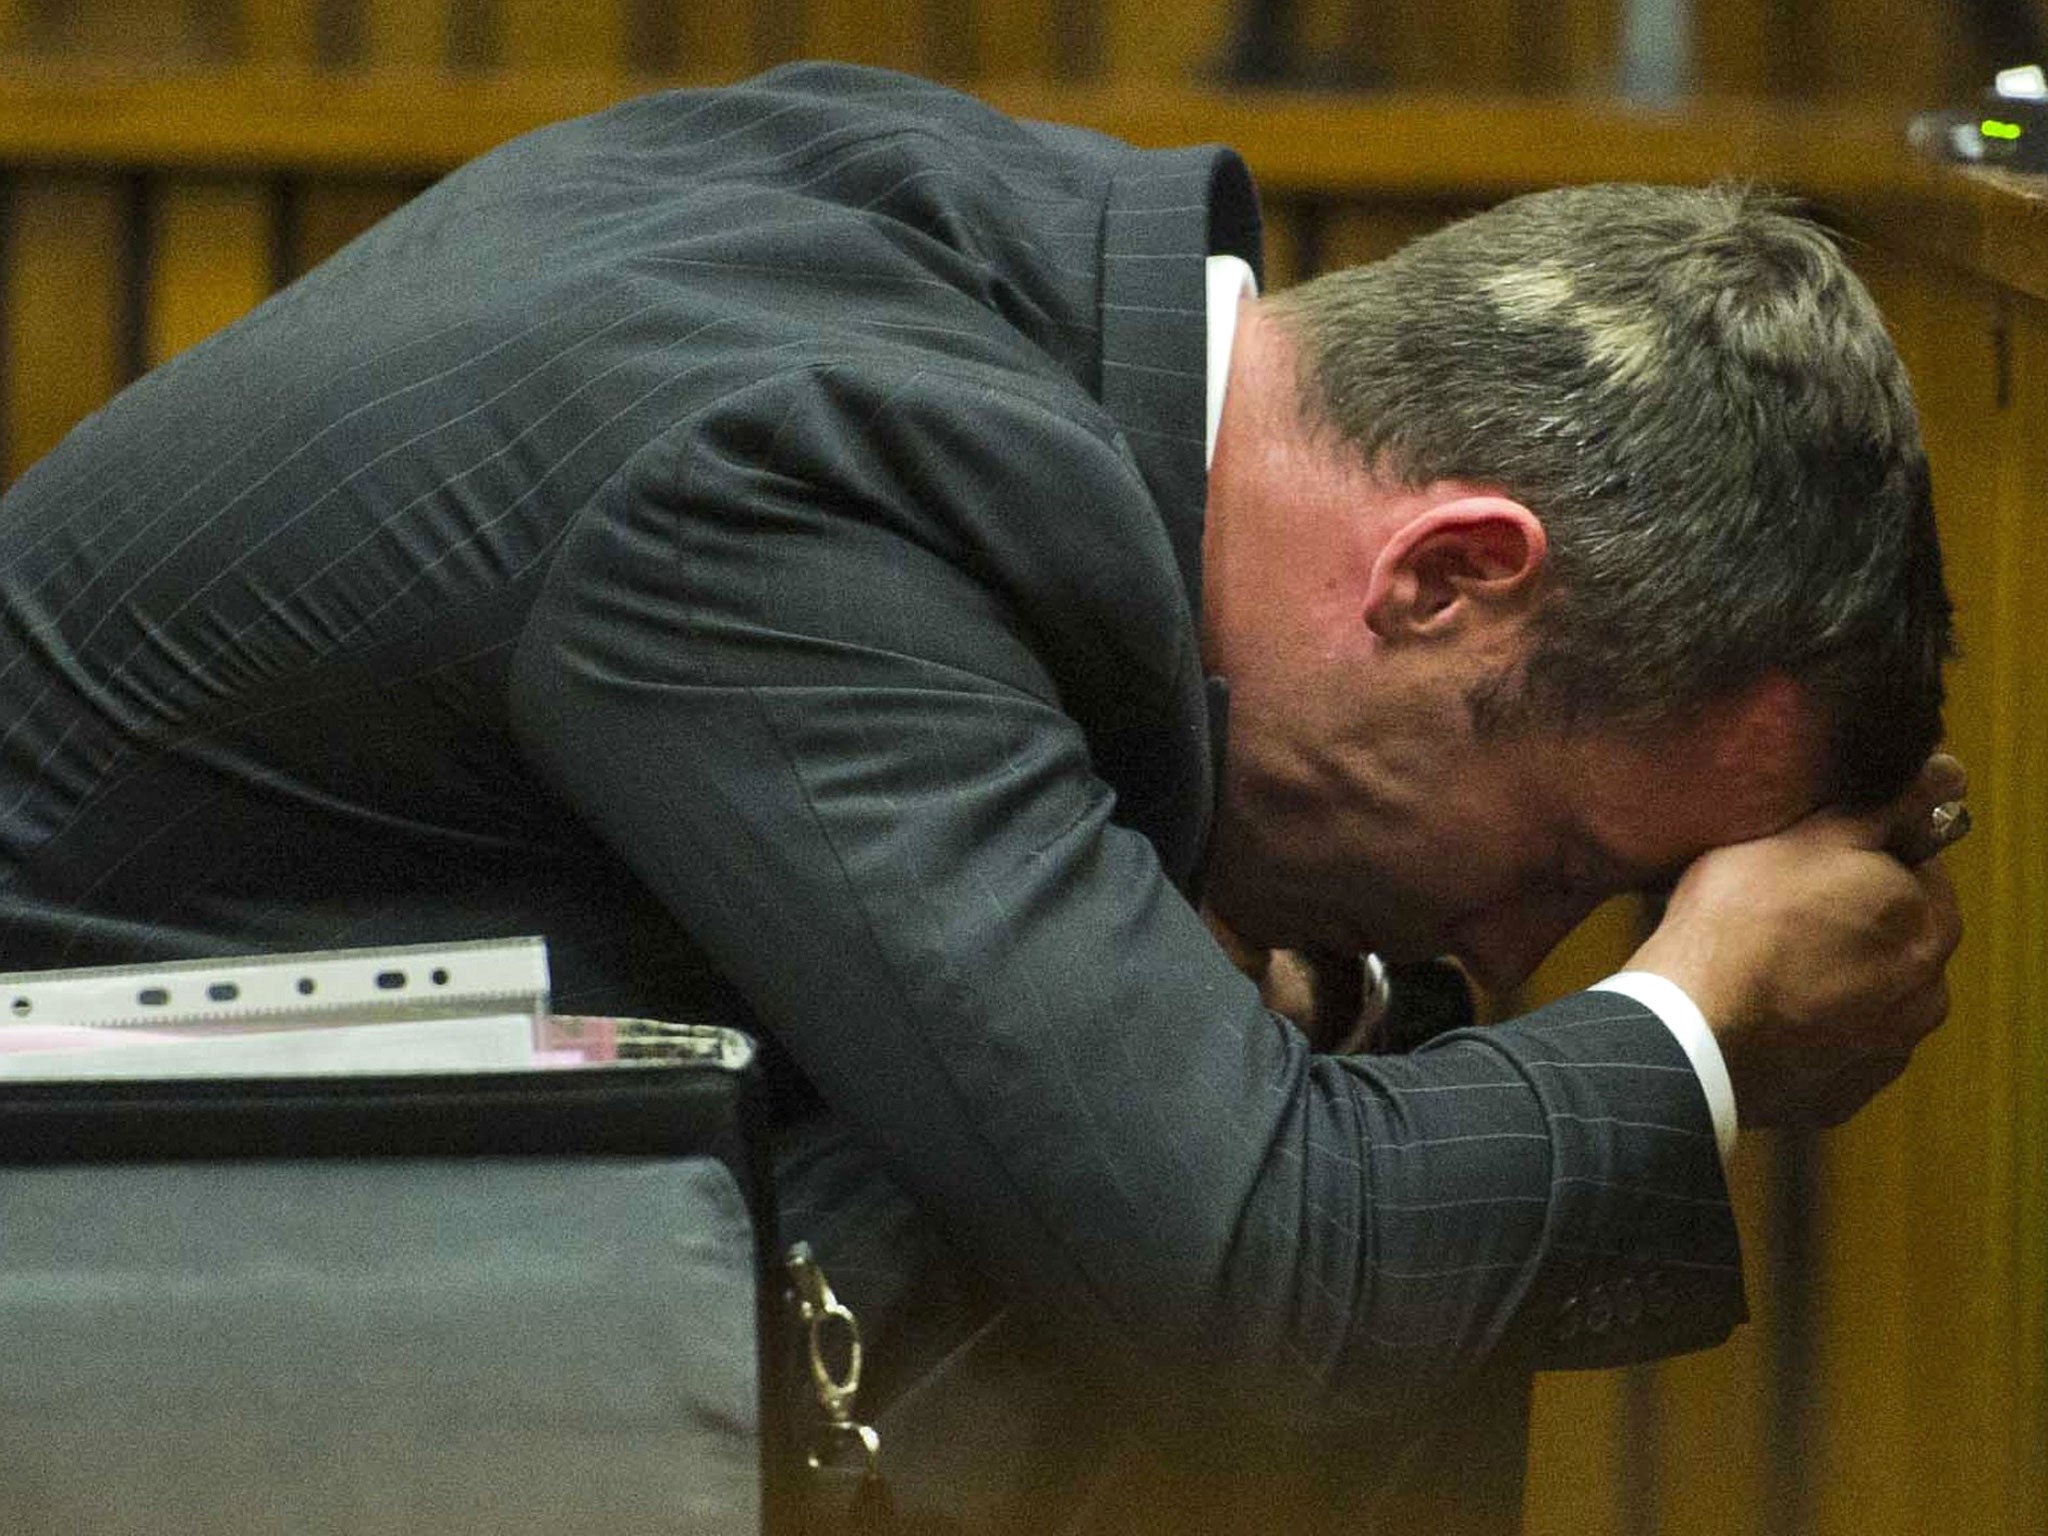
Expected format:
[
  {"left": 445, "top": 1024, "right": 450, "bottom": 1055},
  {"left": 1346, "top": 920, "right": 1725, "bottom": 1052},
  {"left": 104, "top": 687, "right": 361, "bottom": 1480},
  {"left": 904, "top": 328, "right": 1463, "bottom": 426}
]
[{"left": 1204, "top": 253, "right": 1259, "bottom": 469}]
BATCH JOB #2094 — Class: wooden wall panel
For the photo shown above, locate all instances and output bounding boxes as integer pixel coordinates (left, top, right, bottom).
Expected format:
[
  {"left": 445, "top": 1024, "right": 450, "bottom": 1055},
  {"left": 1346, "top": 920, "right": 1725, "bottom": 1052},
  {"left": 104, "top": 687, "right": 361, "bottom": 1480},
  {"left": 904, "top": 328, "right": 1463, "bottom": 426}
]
[
  {"left": 2, "top": 175, "right": 125, "bottom": 483},
  {"left": 145, "top": 179, "right": 272, "bottom": 367}
]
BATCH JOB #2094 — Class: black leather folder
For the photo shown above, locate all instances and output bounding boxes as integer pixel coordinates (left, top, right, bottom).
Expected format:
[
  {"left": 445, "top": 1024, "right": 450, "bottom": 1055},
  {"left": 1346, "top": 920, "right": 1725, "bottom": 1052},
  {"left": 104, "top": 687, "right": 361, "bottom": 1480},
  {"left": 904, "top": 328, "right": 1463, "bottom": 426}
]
[{"left": 0, "top": 1052, "right": 789, "bottom": 1536}]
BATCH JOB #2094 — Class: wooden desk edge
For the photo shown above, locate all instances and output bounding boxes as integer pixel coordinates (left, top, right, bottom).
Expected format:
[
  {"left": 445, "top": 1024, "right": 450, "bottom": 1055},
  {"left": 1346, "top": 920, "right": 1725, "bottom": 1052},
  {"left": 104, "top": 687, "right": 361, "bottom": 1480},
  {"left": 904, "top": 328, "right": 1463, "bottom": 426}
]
[{"left": 0, "top": 64, "right": 2040, "bottom": 300}]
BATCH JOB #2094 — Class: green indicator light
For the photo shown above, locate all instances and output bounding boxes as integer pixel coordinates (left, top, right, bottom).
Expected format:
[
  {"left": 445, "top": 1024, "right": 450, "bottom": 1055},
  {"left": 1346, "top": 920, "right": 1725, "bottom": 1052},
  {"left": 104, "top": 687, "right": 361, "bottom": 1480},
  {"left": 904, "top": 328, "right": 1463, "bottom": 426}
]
[{"left": 1981, "top": 119, "right": 2025, "bottom": 141}]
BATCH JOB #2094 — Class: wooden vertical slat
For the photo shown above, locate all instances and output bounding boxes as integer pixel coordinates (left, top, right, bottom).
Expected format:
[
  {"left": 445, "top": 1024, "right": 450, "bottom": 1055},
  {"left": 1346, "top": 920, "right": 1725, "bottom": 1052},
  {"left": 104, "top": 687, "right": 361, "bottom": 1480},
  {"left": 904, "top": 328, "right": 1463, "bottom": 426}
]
[
  {"left": 1437, "top": 0, "right": 1527, "bottom": 89},
  {"left": 0, "top": 0, "right": 28, "bottom": 55},
  {"left": 1517, "top": 895, "right": 1645, "bottom": 1534},
  {"left": 800, "top": 0, "right": 927, "bottom": 72},
  {"left": 1307, "top": 0, "right": 1423, "bottom": 86},
  {"left": 750, "top": 0, "right": 804, "bottom": 68},
  {"left": 1277, "top": 0, "right": 1343, "bottom": 80},
  {"left": 31, "top": 0, "right": 214, "bottom": 60},
  {"left": 972, "top": 0, "right": 1062, "bottom": 80},
  {"left": 1099, "top": 0, "right": 1234, "bottom": 82},
  {"left": 190, "top": 0, "right": 240, "bottom": 61},
  {"left": 145, "top": 179, "right": 272, "bottom": 368},
  {"left": 1555, "top": 0, "right": 1619, "bottom": 91},
  {"left": 1645, "top": 1137, "right": 1781, "bottom": 1536},
  {"left": 3, "top": 174, "right": 125, "bottom": 484},
  {"left": 500, "top": 0, "right": 627, "bottom": 71},
  {"left": 675, "top": 8, "right": 757, "bottom": 79},
  {"left": 618, "top": 0, "right": 671, "bottom": 75},
  {"left": 916, "top": 0, "right": 971, "bottom": 83},
  {"left": 238, "top": 0, "right": 321, "bottom": 65},
  {"left": 443, "top": 0, "right": 493, "bottom": 69},
  {"left": 29, "top": 0, "right": 58, "bottom": 53},
  {"left": 361, "top": 0, "right": 448, "bottom": 69},
  {"left": 671, "top": 0, "right": 759, "bottom": 79},
  {"left": 286, "top": 178, "right": 411, "bottom": 277},
  {"left": 1295, "top": 0, "right": 1531, "bottom": 89},
  {"left": 1691, "top": 0, "right": 1776, "bottom": 96},
  {"left": 1258, "top": 196, "right": 1310, "bottom": 293},
  {"left": 1523, "top": 1369, "right": 1630, "bottom": 1536}
]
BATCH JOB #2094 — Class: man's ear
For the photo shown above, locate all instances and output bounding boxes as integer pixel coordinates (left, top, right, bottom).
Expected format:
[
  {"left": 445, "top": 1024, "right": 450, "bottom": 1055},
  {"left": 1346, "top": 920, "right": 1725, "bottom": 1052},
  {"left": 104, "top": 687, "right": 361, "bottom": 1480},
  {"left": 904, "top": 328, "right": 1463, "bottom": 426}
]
[{"left": 1361, "top": 495, "right": 1547, "bottom": 640}]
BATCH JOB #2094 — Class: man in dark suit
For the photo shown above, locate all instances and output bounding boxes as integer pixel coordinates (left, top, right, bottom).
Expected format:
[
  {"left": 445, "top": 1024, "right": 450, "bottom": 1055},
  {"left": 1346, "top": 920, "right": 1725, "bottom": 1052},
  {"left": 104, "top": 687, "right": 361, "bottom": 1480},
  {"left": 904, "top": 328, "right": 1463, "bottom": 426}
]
[{"left": 0, "top": 64, "right": 1958, "bottom": 1531}]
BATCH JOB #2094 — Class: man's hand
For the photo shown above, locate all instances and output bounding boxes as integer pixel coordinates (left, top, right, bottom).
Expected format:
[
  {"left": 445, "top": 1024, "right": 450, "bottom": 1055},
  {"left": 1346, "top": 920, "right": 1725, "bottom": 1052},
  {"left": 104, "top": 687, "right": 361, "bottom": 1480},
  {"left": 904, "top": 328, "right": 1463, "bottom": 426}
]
[
  {"left": 1203, "top": 907, "right": 1373, "bottom": 1051},
  {"left": 1625, "top": 754, "right": 1966, "bottom": 1129}
]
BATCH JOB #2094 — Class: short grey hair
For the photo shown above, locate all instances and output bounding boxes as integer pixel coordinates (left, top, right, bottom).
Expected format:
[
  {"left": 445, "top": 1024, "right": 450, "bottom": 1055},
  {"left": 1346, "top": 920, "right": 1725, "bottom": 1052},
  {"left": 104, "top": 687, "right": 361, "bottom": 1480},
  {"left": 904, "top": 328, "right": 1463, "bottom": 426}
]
[{"left": 1265, "top": 183, "right": 1952, "bottom": 808}]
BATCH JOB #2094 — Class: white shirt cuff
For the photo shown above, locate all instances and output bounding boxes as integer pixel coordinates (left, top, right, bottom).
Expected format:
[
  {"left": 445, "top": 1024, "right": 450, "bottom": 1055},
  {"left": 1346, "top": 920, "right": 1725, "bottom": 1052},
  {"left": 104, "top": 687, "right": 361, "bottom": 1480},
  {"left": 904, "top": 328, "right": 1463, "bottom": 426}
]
[{"left": 1588, "top": 970, "right": 1737, "bottom": 1166}]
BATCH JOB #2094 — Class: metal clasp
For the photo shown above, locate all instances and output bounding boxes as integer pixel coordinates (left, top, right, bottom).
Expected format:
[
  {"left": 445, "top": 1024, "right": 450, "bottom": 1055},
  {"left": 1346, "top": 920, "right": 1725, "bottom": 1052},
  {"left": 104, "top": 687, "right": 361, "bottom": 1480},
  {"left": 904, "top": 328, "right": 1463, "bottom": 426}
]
[
  {"left": 784, "top": 1243, "right": 892, "bottom": 1523},
  {"left": 786, "top": 1240, "right": 864, "bottom": 1430}
]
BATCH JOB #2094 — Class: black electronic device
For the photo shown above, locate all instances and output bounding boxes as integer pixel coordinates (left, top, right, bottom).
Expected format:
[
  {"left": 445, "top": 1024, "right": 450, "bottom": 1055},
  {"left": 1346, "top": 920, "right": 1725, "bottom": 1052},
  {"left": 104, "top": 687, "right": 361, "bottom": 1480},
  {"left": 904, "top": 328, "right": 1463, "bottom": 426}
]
[{"left": 1910, "top": 64, "right": 2048, "bottom": 172}]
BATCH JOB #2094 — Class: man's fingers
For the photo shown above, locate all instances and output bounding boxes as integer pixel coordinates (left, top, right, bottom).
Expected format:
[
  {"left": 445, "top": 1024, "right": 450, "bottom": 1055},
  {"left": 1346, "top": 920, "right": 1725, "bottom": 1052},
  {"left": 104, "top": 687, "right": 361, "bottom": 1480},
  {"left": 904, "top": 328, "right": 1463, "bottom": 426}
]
[
  {"left": 1780, "top": 762, "right": 1957, "bottom": 853},
  {"left": 1915, "top": 751, "right": 1967, "bottom": 805},
  {"left": 1888, "top": 801, "right": 1972, "bottom": 866},
  {"left": 1779, "top": 751, "right": 1972, "bottom": 864},
  {"left": 1884, "top": 752, "right": 1972, "bottom": 864}
]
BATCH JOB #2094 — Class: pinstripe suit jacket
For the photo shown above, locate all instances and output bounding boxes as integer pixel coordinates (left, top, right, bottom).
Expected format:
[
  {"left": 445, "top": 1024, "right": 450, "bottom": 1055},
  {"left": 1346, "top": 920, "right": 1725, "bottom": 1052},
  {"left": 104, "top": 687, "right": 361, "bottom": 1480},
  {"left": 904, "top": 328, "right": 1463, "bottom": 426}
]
[{"left": 0, "top": 65, "right": 1743, "bottom": 1532}]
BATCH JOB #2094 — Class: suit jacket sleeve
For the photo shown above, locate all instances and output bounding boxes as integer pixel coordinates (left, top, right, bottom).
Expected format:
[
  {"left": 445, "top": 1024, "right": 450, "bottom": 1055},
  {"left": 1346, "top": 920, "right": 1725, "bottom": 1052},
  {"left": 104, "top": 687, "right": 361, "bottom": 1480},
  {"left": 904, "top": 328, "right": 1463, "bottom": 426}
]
[{"left": 507, "top": 355, "right": 1743, "bottom": 1425}]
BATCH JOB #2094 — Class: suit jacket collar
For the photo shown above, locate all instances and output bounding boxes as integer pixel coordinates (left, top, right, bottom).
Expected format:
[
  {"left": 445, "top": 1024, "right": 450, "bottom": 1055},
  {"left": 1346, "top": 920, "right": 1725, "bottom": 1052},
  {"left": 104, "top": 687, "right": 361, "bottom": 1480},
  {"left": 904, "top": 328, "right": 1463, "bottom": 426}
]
[
  {"left": 1095, "top": 147, "right": 1260, "bottom": 896},
  {"left": 1097, "top": 147, "right": 1261, "bottom": 625}
]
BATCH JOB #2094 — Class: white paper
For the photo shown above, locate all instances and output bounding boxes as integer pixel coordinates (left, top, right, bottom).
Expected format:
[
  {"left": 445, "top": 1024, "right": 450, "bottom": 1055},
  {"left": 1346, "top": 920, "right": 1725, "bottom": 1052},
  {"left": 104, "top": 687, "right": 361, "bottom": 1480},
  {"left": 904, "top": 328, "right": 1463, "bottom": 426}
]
[{"left": 0, "top": 1013, "right": 540, "bottom": 1081}]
